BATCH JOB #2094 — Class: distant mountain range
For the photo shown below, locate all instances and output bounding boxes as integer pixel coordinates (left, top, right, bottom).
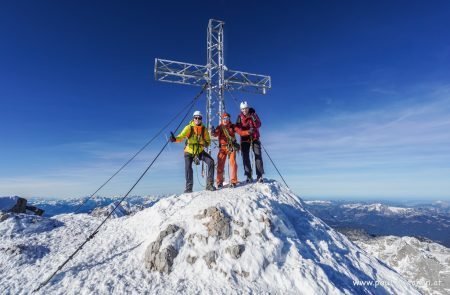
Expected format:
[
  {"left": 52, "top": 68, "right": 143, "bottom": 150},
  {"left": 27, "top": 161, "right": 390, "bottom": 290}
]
[
  {"left": 27, "top": 195, "right": 167, "bottom": 216},
  {"left": 304, "top": 200, "right": 450, "bottom": 247},
  {"left": 21, "top": 196, "right": 450, "bottom": 248}
]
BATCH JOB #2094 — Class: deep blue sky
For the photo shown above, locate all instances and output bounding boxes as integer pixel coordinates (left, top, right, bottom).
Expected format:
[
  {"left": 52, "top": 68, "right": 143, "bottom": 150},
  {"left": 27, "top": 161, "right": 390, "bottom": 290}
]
[{"left": 1, "top": 1, "right": 450, "bottom": 200}]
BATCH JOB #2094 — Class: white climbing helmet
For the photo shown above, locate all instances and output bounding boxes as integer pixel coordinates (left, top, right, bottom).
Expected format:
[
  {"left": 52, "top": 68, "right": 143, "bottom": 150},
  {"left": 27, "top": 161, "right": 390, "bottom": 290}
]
[
  {"left": 240, "top": 101, "right": 249, "bottom": 109},
  {"left": 193, "top": 110, "right": 203, "bottom": 117}
]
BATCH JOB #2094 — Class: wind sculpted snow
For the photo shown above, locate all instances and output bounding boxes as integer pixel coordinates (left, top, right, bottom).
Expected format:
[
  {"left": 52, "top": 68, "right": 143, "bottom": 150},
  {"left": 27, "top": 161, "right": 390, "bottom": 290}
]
[{"left": 0, "top": 180, "right": 420, "bottom": 294}]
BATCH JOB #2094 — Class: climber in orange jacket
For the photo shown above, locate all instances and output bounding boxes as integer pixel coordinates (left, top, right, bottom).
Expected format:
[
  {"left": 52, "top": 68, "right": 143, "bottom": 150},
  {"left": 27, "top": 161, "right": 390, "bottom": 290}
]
[{"left": 212, "top": 112, "right": 250, "bottom": 188}]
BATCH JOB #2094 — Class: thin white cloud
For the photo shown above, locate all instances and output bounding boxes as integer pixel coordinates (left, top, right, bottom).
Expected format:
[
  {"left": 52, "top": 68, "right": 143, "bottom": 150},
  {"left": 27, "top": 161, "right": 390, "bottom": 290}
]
[{"left": 262, "top": 88, "right": 450, "bottom": 198}]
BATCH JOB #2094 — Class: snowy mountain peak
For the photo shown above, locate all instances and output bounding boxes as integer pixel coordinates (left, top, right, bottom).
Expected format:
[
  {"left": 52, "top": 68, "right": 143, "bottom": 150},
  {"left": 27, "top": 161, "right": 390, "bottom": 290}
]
[
  {"left": 341, "top": 202, "right": 415, "bottom": 215},
  {"left": 124, "top": 180, "right": 418, "bottom": 294},
  {"left": 1, "top": 180, "right": 419, "bottom": 294}
]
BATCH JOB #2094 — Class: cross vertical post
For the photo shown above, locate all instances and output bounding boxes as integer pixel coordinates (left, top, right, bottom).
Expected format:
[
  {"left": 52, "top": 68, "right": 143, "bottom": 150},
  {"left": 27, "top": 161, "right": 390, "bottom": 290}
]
[{"left": 206, "top": 19, "right": 226, "bottom": 131}]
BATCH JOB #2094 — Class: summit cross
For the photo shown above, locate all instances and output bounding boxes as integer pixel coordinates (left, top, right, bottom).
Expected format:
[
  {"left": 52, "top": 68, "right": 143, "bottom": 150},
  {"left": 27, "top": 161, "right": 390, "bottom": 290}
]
[{"left": 154, "top": 19, "right": 271, "bottom": 131}]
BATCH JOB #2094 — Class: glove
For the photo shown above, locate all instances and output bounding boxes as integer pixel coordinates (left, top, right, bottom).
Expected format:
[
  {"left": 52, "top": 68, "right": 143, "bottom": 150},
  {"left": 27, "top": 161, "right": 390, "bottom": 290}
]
[
  {"left": 248, "top": 128, "right": 254, "bottom": 135},
  {"left": 169, "top": 132, "right": 176, "bottom": 142}
]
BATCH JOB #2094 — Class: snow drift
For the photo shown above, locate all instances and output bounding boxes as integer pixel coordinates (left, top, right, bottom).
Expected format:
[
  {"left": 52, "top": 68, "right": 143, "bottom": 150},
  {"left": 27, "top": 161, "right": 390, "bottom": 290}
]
[{"left": 0, "top": 180, "right": 419, "bottom": 294}]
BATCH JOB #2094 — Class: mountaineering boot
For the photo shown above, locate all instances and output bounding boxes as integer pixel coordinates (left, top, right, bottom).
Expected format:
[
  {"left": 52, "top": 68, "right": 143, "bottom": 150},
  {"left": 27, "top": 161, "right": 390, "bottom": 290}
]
[
  {"left": 246, "top": 176, "right": 253, "bottom": 183},
  {"left": 230, "top": 183, "right": 237, "bottom": 188},
  {"left": 206, "top": 182, "right": 216, "bottom": 191},
  {"left": 217, "top": 183, "right": 223, "bottom": 189},
  {"left": 184, "top": 186, "right": 193, "bottom": 193},
  {"left": 257, "top": 177, "right": 264, "bottom": 183}
]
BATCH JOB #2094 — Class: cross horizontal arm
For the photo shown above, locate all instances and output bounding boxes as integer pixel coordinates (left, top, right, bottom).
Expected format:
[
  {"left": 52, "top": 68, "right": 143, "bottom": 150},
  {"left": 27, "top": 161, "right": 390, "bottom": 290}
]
[
  {"left": 225, "top": 69, "right": 271, "bottom": 94},
  {"left": 155, "top": 58, "right": 208, "bottom": 87}
]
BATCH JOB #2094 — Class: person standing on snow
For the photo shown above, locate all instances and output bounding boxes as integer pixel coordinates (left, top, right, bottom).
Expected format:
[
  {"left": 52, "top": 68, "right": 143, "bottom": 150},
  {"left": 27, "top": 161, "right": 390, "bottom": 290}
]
[
  {"left": 170, "top": 111, "right": 216, "bottom": 193},
  {"left": 212, "top": 112, "right": 250, "bottom": 188},
  {"left": 235, "top": 101, "right": 264, "bottom": 183}
]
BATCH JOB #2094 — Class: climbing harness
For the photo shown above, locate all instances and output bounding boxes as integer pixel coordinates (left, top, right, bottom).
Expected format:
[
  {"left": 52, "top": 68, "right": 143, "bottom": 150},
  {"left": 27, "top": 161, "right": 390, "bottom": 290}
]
[{"left": 221, "top": 125, "right": 240, "bottom": 153}]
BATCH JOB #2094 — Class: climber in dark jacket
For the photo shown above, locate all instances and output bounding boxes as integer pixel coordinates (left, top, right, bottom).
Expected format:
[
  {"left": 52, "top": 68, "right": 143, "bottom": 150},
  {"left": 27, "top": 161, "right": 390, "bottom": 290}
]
[{"left": 235, "top": 101, "right": 264, "bottom": 183}]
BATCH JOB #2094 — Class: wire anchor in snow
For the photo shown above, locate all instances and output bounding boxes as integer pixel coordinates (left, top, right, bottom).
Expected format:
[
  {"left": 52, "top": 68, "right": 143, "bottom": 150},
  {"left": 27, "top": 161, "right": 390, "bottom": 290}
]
[{"left": 33, "top": 86, "right": 206, "bottom": 293}]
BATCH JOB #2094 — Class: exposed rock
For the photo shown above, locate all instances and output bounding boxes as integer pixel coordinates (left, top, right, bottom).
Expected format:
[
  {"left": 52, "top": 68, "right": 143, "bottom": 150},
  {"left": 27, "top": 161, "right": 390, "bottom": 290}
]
[
  {"left": 233, "top": 220, "right": 244, "bottom": 227},
  {"left": 203, "top": 250, "right": 217, "bottom": 269},
  {"left": 259, "top": 215, "right": 272, "bottom": 231},
  {"left": 159, "top": 224, "right": 182, "bottom": 239},
  {"left": 194, "top": 212, "right": 205, "bottom": 220},
  {"left": 233, "top": 270, "right": 250, "bottom": 278},
  {"left": 8, "top": 197, "right": 27, "bottom": 213},
  {"left": 241, "top": 228, "right": 251, "bottom": 240},
  {"left": 153, "top": 246, "right": 177, "bottom": 273},
  {"left": 187, "top": 233, "right": 208, "bottom": 245},
  {"left": 0, "top": 196, "right": 44, "bottom": 216},
  {"left": 187, "top": 234, "right": 195, "bottom": 245},
  {"left": 257, "top": 231, "right": 269, "bottom": 241},
  {"left": 197, "top": 207, "right": 231, "bottom": 240},
  {"left": 186, "top": 255, "right": 197, "bottom": 265},
  {"left": 225, "top": 244, "right": 245, "bottom": 259},
  {"left": 233, "top": 228, "right": 251, "bottom": 239},
  {"left": 144, "top": 224, "right": 185, "bottom": 273},
  {"left": 0, "top": 212, "right": 11, "bottom": 222},
  {"left": 218, "top": 268, "right": 228, "bottom": 277}
]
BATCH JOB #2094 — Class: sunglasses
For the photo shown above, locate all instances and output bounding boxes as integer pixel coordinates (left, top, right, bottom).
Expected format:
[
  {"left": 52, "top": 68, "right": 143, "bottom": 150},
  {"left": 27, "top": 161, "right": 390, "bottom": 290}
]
[
  {"left": 223, "top": 117, "right": 230, "bottom": 120},
  {"left": 194, "top": 116, "right": 202, "bottom": 120}
]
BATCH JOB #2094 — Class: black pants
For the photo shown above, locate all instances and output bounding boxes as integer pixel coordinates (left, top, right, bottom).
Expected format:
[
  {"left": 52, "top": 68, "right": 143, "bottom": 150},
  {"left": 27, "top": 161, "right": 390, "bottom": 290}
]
[
  {"left": 241, "top": 140, "right": 264, "bottom": 179},
  {"left": 184, "top": 151, "right": 215, "bottom": 190}
]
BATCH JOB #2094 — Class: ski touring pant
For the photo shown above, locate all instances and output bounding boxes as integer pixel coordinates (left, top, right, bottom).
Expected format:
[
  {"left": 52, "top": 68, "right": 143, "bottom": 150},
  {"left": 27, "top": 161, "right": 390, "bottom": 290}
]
[
  {"left": 216, "top": 147, "right": 238, "bottom": 185},
  {"left": 241, "top": 140, "right": 264, "bottom": 179},
  {"left": 184, "top": 151, "right": 214, "bottom": 190}
]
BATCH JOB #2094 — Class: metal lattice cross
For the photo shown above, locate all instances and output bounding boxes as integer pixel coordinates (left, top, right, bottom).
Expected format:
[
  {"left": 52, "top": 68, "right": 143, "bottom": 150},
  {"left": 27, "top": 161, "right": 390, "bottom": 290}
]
[{"left": 155, "top": 19, "right": 271, "bottom": 131}]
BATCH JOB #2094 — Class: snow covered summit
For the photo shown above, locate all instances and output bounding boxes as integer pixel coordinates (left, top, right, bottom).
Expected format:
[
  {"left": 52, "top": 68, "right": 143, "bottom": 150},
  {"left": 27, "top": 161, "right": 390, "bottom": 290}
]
[{"left": 1, "top": 180, "right": 419, "bottom": 294}]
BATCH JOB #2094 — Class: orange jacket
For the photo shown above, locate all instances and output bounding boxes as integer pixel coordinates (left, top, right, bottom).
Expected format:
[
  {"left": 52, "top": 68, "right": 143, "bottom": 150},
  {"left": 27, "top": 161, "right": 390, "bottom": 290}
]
[{"left": 212, "top": 123, "right": 249, "bottom": 146}]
